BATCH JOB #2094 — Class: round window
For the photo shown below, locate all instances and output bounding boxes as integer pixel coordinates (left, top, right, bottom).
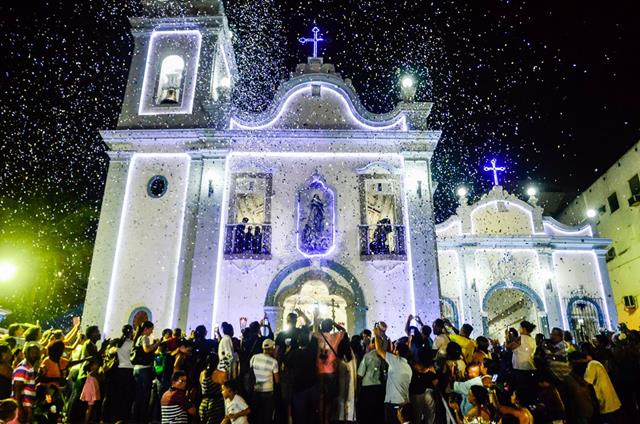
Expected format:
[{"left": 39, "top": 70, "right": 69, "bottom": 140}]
[{"left": 147, "top": 175, "right": 168, "bottom": 198}]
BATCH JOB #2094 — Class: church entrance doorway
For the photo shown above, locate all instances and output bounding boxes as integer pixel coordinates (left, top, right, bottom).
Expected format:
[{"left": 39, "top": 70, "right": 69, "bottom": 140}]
[
  {"left": 264, "top": 260, "right": 367, "bottom": 335},
  {"left": 282, "top": 280, "right": 348, "bottom": 329},
  {"left": 484, "top": 287, "right": 541, "bottom": 342}
]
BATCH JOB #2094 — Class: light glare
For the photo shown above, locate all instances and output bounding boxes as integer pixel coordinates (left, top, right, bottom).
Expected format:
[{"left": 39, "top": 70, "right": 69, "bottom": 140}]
[{"left": 0, "top": 261, "right": 17, "bottom": 282}]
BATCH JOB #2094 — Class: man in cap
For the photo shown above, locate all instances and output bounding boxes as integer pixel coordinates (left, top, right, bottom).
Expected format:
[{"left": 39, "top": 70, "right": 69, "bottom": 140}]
[{"left": 249, "top": 338, "right": 279, "bottom": 424}]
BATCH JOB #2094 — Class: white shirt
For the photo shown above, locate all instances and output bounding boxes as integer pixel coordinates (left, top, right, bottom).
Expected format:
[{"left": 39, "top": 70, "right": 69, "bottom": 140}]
[
  {"left": 218, "top": 335, "right": 234, "bottom": 372},
  {"left": 250, "top": 353, "right": 278, "bottom": 392},
  {"left": 512, "top": 334, "right": 536, "bottom": 370},
  {"left": 117, "top": 339, "right": 133, "bottom": 369},
  {"left": 584, "top": 359, "right": 621, "bottom": 414},
  {"left": 433, "top": 334, "right": 450, "bottom": 359},
  {"left": 224, "top": 394, "right": 249, "bottom": 424}
]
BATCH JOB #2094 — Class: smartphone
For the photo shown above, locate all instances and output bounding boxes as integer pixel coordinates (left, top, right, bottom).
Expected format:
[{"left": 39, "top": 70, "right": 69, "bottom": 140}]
[{"left": 491, "top": 374, "right": 498, "bottom": 383}]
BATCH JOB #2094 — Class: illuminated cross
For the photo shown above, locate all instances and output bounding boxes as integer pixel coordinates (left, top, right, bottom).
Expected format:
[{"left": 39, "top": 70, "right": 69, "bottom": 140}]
[
  {"left": 299, "top": 26, "right": 324, "bottom": 58},
  {"left": 483, "top": 158, "right": 506, "bottom": 186}
]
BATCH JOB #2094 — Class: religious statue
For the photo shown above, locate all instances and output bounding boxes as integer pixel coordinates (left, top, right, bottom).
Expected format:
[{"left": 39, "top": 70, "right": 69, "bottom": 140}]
[
  {"left": 370, "top": 218, "right": 393, "bottom": 254},
  {"left": 297, "top": 176, "right": 335, "bottom": 256},
  {"left": 302, "top": 194, "right": 329, "bottom": 251}
]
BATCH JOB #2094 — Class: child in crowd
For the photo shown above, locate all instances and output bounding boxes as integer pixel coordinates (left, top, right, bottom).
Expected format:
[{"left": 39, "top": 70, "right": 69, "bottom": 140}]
[
  {"left": 80, "top": 359, "right": 101, "bottom": 424},
  {"left": 221, "top": 380, "right": 250, "bottom": 424}
]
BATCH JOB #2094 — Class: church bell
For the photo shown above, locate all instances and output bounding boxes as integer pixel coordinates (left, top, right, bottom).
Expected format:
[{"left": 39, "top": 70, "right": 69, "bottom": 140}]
[
  {"left": 158, "top": 70, "right": 181, "bottom": 105},
  {"left": 159, "top": 87, "right": 179, "bottom": 104}
]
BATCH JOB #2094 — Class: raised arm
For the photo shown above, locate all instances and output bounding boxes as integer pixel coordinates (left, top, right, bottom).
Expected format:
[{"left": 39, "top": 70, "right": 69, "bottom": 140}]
[
  {"left": 295, "top": 308, "right": 311, "bottom": 327},
  {"left": 373, "top": 326, "right": 386, "bottom": 360},
  {"left": 405, "top": 315, "right": 413, "bottom": 337}
]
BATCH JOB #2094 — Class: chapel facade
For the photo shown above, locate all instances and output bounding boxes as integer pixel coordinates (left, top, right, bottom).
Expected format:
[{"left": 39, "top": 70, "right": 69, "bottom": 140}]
[{"left": 436, "top": 186, "right": 618, "bottom": 343}]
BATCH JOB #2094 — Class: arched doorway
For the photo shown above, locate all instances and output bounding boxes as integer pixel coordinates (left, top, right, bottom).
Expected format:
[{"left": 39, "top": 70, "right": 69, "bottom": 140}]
[
  {"left": 567, "top": 297, "right": 604, "bottom": 343},
  {"left": 265, "top": 259, "right": 366, "bottom": 335},
  {"left": 482, "top": 282, "right": 548, "bottom": 342},
  {"left": 282, "top": 280, "right": 349, "bottom": 329}
]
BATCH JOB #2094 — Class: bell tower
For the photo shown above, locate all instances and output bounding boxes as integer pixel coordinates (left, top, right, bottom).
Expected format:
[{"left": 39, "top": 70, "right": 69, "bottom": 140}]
[{"left": 117, "top": 0, "right": 237, "bottom": 129}]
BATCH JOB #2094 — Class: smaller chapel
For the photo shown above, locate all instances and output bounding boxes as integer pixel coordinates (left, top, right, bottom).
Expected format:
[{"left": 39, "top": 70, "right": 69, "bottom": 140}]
[{"left": 436, "top": 184, "right": 617, "bottom": 343}]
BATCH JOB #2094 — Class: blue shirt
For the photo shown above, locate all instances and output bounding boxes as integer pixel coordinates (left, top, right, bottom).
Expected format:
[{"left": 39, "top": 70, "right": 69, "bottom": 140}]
[{"left": 384, "top": 354, "right": 412, "bottom": 404}]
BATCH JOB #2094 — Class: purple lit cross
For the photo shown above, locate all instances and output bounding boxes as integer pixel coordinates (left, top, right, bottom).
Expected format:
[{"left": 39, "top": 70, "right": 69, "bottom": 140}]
[
  {"left": 299, "top": 26, "right": 324, "bottom": 58},
  {"left": 483, "top": 158, "right": 506, "bottom": 186}
]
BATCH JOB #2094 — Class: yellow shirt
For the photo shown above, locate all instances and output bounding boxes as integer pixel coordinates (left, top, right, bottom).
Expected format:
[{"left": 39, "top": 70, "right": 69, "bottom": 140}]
[{"left": 449, "top": 334, "right": 476, "bottom": 365}]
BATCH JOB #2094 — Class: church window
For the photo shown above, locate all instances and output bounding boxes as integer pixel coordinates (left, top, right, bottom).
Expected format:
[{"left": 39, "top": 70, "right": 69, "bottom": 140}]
[
  {"left": 358, "top": 174, "right": 406, "bottom": 259},
  {"left": 147, "top": 175, "right": 168, "bottom": 198},
  {"left": 224, "top": 173, "right": 272, "bottom": 258},
  {"left": 628, "top": 174, "right": 640, "bottom": 196},
  {"left": 156, "top": 55, "right": 185, "bottom": 105},
  {"left": 607, "top": 192, "right": 620, "bottom": 213}
]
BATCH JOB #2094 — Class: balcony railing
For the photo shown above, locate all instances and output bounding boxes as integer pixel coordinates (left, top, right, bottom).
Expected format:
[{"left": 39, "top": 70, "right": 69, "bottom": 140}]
[
  {"left": 224, "top": 223, "right": 271, "bottom": 258},
  {"left": 358, "top": 224, "right": 407, "bottom": 259}
]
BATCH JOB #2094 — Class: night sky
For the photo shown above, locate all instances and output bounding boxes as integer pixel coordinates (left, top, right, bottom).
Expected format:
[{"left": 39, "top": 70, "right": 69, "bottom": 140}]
[{"left": 0, "top": 1, "right": 639, "bottom": 321}]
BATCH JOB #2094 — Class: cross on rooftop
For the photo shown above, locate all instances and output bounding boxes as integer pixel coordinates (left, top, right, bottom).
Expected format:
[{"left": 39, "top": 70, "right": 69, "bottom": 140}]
[
  {"left": 299, "top": 26, "right": 324, "bottom": 58},
  {"left": 483, "top": 158, "right": 506, "bottom": 186}
]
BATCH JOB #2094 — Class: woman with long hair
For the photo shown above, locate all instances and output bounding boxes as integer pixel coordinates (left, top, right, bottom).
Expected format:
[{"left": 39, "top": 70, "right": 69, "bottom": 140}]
[
  {"left": 102, "top": 324, "right": 135, "bottom": 423},
  {"left": 334, "top": 335, "right": 357, "bottom": 423},
  {"left": 131, "top": 321, "right": 162, "bottom": 423},
  {"left": 449, "top": 385, "right": 494, "bottom": 424},
  {"left": 199, "top": 353, "right": 226, "bottom": 424}
]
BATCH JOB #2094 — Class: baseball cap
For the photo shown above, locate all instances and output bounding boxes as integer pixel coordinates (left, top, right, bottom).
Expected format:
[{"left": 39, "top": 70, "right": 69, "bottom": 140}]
[{"left": 262, "top": 339, "right": 275, "bottom": 350}]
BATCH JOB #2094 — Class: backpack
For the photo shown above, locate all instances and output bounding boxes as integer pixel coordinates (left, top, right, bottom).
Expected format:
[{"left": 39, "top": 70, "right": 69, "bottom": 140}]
[{"left": 130, "top": 337, "right": 153, "bottom": 366}]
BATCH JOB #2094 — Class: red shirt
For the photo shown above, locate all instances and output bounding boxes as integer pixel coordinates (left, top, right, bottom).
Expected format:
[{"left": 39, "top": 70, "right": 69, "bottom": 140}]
[{"left": 315, "top": 331, "right": 345, "bottom": 374}]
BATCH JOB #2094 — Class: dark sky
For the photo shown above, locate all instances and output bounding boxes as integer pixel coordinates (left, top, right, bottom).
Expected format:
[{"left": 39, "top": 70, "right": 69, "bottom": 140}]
[{"left": 1, "top": 0, "right": 640, "bottom": 221}]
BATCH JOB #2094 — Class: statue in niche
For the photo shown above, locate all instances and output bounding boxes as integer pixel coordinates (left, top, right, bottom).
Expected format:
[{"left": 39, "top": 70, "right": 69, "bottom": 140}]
[
  {"left": 298, "top": 177, "right": 334, "bottom": 255},
  {"left": 370, "top": 217, "right": 393, "bottom": 254}
]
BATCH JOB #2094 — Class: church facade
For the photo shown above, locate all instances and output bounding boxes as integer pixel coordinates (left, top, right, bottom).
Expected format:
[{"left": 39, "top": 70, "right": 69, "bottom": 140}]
[
  {"left": 436, "top": 186, "right": 618, "bottom": 342},
  {"left": 83, "top": 1, "right": 441, "bottom": 337},
  {"left": 83, "top": 1, "right": 618, "bottom": 340}
]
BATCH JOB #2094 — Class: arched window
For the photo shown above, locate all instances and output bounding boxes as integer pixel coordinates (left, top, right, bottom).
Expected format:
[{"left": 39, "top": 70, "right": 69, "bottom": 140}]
[
  {"left": 129, "top": 307, "right": 152, "bottom": 330},
  {"left": 156, "top": 55, "right": 185, "bottom": 105},
  {"left": 568, "top": 298, "right": 604, "bottom": 343},
  {"left": 440, "top": 298, "right": 459, "bottom": 328}
]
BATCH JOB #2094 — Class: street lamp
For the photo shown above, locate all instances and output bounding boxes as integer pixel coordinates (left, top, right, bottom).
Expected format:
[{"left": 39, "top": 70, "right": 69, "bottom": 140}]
[
  {"left": 0, "top": 261, "right": 17, "bottom": 282},
  {"left": 400, "top": 75, "right": 416, "bottom": 102}
]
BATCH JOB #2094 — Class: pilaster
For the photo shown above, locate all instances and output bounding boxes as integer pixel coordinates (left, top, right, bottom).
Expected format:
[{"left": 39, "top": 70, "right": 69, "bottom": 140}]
[
  {"left": 186, "top": 153, "right": 229, "bottom": 330},
  {"left": 402, "top": 157, "right": 440, "bottom": 324},
  {"left": 82, "top": 155, "right": 131, "bottom": 332}
]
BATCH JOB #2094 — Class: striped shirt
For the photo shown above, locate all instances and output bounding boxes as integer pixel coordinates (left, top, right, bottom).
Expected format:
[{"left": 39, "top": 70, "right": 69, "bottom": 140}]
[
  {"left": 250, "top": 353, "right": 278, "bottom": 392},
  {"left": 161, "top": 387, "right": 193, "bottom": 423},
  {"left": 12, "top": 360, "right": 36, "bottom": 407}
]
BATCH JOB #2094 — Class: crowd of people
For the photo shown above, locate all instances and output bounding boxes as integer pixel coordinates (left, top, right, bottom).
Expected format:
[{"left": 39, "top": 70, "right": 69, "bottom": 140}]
[{"left": 0, "top": 310, "right": 638, "bottom": 424}]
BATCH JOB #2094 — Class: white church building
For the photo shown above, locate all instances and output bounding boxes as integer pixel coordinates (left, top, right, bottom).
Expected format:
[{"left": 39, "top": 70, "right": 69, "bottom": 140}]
[
  {"left": 436, "top": 185, "right": 617, "bottom": 342},
  {"left": 83, "top": 0, "right": 617, "bottom": 341}
]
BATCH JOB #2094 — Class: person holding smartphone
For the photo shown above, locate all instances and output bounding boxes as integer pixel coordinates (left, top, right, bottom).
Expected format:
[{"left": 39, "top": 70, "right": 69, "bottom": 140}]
[{"left": 373, "top": 324, "right": 412, "bottom": 424}]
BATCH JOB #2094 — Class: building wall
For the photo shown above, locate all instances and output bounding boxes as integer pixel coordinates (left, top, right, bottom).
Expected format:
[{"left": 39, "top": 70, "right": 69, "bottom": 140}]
[
  {"left": 99, "top": 153, "right": 192, "bottom": 336},
  {"left": 558, "top": 140, "right": 640, "bottom": 328}
]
